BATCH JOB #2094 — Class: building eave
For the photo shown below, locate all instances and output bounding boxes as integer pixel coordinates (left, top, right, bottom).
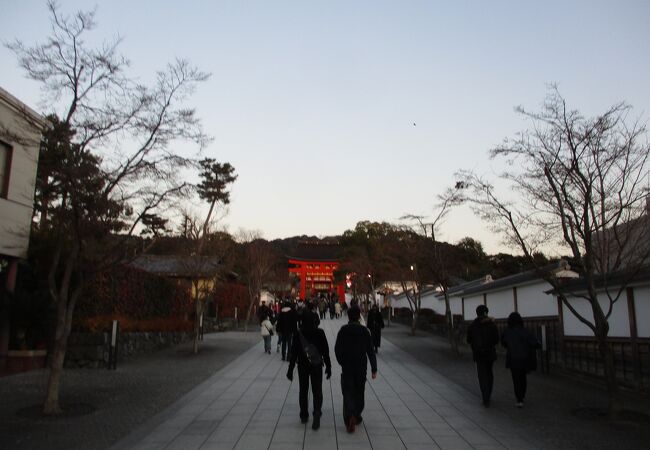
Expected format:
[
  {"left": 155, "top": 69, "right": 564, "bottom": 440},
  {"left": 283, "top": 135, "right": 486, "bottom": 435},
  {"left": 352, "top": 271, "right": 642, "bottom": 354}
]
[{"left": 0, "top": 86, "right": 49, "bottom": 130}]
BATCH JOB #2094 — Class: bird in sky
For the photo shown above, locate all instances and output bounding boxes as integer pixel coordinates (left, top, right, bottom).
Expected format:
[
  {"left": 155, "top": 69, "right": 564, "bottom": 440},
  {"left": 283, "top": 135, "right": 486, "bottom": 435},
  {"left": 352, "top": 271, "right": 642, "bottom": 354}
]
[{"left": 413, "top": 122, "right": 416, "bottom": 126}]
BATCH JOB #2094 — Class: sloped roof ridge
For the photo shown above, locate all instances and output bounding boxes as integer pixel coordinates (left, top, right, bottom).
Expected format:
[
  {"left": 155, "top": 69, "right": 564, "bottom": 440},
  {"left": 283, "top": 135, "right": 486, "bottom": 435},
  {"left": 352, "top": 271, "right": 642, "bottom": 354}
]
[
  {"left": 128, "top": 254, "right": 221, "bottom": 277},
  {"left": 460, "top": 260, "right": 572, "bottom": 296},
  {"left": 441, "top": 275, "right": 493, "bottom": 297}
]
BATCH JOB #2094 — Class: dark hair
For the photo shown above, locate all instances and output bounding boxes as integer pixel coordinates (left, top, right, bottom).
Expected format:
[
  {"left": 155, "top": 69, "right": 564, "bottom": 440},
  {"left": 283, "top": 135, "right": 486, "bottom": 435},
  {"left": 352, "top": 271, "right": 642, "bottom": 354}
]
[
  {"left": 507, "top": 312, "right": 524, "bottom": 328},
  {"left": 348, "top": 306, "right": 361, "bottom": 322},
  {"left": 476, "top": 305, "right": 489, "bottom": 317},
  {"left": 301, "top": 311, "right": 318, "bottom": 330}
]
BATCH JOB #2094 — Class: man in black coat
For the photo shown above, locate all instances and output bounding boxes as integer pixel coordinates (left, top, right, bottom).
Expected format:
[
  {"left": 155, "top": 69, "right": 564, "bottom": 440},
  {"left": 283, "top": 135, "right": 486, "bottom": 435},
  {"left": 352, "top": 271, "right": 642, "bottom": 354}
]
[
  {"left": 466, "top": 304, "right": 499, "bottom": 407},
  {"left": 287, "top": 310, "right": 331, "bottom": 430},
  {"left": 367, "top": 304, "right": 385, "bottom": 353},
  {"left": 335, "top": 306, "right": 377, "bottom": 433},
  {"left": 276, "top": 302, "right": 298, "bottom": 361}
]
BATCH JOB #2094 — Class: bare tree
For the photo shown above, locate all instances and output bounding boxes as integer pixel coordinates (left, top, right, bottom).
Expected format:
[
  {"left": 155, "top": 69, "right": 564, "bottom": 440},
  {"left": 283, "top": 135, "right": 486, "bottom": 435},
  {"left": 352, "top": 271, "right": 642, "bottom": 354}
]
[
  {"left": 381, "top": 226, "right": 429, "bottom": 335},
  {"left": 7, "top": 1, "right": 210, "bottom": 414},
  {"left": 236, "top": 230, "right": 279, "bottom": 331},
  {"left": 459, "top": 87, "right": 650, "bottom": 418},
  {"left": 402, "top": 185, "right": 464, "bottom": 351}
]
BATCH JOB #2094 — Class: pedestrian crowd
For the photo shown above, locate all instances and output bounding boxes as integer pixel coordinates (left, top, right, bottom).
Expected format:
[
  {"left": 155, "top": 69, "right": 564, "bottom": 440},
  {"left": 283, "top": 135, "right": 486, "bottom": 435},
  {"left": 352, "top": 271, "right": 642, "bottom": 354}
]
[
  {"left": 255, "top": 295, "right": 377, "bottom": 432},
  {"left": 256, "top": 297, "right": 539, "bottom": 434}
]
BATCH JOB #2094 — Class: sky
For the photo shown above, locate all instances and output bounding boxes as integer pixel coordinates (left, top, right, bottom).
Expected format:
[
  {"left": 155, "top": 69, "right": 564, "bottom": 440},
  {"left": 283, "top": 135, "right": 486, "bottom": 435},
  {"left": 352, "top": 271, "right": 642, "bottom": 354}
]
[{"left": 2, "top": 1, "right": 649, "bottom": 254}]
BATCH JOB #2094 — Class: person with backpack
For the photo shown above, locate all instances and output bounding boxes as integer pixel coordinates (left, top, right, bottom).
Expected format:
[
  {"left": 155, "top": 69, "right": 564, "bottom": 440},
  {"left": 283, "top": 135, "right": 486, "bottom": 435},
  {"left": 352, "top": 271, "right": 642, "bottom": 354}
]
[
  {"left": 286, "top": 309, "right": 331, "bottom": 430},
  {"left": 501, "top": 312, "right": 541, "bottom": 408}
]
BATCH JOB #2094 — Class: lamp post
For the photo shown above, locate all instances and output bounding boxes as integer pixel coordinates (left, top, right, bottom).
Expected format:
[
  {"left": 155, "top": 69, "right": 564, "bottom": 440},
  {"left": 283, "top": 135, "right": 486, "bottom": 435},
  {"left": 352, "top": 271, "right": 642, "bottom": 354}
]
[
  {"left": 409, "top": 263, "right": 418, "bottom": 330},
  {"left": 380, "top": 286, "right": 393, "bottom": 327},
  {"left": 367, "top": 273, "right": 377, "bottom": 307}
]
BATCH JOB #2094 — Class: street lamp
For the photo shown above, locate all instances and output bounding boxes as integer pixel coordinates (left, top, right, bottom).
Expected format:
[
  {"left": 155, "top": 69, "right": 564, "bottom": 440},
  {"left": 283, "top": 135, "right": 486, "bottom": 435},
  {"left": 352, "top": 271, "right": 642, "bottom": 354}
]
[
  {"left": 367, "top": 273, "right": 377, "bottom": 307},
  {"left": 380, "top": 286, "right": 393, "bottom": 327}
]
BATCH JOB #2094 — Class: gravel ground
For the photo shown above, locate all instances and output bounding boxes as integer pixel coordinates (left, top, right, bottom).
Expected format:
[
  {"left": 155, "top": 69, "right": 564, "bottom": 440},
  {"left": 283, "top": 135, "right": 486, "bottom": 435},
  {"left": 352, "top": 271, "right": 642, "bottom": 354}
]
[
  {"left": 381, "top": 322, "right": 650, "bottom": 450},
  {"left": 0, "top": 331, "right": 259, "bottom": 450}
]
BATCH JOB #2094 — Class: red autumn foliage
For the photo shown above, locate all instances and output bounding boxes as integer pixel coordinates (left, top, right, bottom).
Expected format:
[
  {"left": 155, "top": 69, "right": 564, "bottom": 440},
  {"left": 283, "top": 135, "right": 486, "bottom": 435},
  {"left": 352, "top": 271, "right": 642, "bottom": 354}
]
[{"left": 74, "top": 265, "right": 194, "bottom": 332}]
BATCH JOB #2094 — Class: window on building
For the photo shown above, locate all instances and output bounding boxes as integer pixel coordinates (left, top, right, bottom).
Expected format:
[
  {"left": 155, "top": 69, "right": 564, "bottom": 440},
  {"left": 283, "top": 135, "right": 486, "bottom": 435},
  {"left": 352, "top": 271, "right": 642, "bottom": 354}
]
[{"left": 0, "top": 141, "right": 12, "bottom": 198}]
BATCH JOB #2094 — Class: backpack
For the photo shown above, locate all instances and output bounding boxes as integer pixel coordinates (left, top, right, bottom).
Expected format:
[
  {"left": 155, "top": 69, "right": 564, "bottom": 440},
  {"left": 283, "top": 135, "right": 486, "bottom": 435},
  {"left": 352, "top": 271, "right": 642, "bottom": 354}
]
[{"left": 298, "top": 330, "right": 323, "bottom": 367}]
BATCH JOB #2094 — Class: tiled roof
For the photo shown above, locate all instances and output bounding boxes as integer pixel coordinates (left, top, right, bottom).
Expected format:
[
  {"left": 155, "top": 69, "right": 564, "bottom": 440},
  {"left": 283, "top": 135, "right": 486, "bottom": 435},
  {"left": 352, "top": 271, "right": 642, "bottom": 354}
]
[
  {"left": 546, "top": 264, "right": 650, "bottom": 294},
  {"left": 287, "top": 241, "right": 341, "bottom": 262},
  {"left": 443, "top": 276, "right": 493, "bottom": 297},
  {"left": 459, "top": 261, "right": 575, "bottom": 296},
  {"left": 128, "top": 255, "right": 222, "bottom": 278}
]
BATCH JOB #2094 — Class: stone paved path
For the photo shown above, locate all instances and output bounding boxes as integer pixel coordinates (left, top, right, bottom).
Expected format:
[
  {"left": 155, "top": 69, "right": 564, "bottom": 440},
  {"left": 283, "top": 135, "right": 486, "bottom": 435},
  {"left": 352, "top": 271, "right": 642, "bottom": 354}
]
[{"left": 113, "top": 319, "right": 549, "bottom": 450}]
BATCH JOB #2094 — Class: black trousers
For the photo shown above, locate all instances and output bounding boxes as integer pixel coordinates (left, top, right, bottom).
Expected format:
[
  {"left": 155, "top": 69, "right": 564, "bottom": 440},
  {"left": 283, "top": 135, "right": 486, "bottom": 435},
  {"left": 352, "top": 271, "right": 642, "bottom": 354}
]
[
  {"left": 281, "top": 333, "right": 293, "bottom": 359},
  {"left": 510, "top": 368, "right": 527, "bottom": 402},
  {"left": 298, "top": 364, "right": 323, "bottom": 418},
  {"left": 341, "top": 371, "right": 366, "bottom": 421},
  {"left": 475, "top": 361, "right": 494, "bottom": 404}
]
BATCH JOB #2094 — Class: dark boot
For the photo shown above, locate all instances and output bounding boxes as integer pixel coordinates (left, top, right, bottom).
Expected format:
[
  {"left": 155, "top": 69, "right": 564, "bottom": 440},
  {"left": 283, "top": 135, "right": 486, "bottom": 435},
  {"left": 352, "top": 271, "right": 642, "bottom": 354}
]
[
  {"left": 312, "top": 413, "right": 321, "bottom": 430},
  {"left": 346, "top": 416, "right": 356, "bottom": 433}
]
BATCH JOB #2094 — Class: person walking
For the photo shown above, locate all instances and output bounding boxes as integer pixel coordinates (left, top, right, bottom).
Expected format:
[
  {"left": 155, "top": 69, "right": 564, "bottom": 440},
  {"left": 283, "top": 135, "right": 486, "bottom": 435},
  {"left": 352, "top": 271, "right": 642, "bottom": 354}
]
[
  {"left": 318, "top": 297, "right": 327, "bottom": 320},
  {"left": 366, "top": 304, "right": 385, "bottom": 353},
  {"left": 277, "top": 301, "right": 298, "bottom": 361},
  {"left": 258, "top": 300, "right": 272, "bottom": 324},
  {"left": 335, "top": 306, "right": 377, "bottom": 433},
  {"left": 334, "top": 301, "right": 341, "bottom": 319},
  {"left": 501, "top": 312, "right": 541, "bottom": 408},
  {"left": 260, "top": 315, "right": 274, "bottom": 354},
  {"left": 287, "top": 309, "right": 331, "bottom": 430},
  {"left": 466, "top": 304, "right": 499, "bottom": 407}
]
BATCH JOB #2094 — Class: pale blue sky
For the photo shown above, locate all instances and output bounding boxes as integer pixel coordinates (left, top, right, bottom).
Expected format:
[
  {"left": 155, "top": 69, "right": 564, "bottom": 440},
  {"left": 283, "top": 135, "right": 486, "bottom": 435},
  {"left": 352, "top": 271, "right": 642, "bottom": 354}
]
[{"left": 2, "top": 1, "right": 649, "bottom": 254}]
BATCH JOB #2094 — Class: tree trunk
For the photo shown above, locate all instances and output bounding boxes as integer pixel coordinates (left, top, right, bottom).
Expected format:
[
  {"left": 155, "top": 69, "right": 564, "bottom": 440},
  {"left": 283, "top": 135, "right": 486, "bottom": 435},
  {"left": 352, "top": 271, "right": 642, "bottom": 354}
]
[
  {"left": 446, "top": 311, "right": 459, "bottom": 354},
  {"left": 244, "top": 297, "right": 255, "bottom": 332},
  {"left": 193, "top": 296, "right": 201, "bottom": 354},
  {"left": 594, "top": 324, "right": 621, "bottom": 419},
  {"left": 587, "top": 295, "right": 621, "bottom": 419},
  {"left": 43, "top": 286, "right": 80, "bottom": 415},
  {"left": 410, "top": 309, "right": 417, "bottom": 336},
  {"left": 43, "top": 331, "right": 67, "bottom": 415},
  {"left": 443, "top": 292, "right": 459, "bottom": 354}
]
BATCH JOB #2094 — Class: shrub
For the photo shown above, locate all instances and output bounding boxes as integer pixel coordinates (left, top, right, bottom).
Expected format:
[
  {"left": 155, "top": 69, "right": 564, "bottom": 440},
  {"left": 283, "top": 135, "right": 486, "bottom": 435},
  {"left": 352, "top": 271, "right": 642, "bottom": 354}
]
[
  {"left": 79, "top": 315, "right": 193, "bottom": 332},
  {"left": 74, "top": 265, "right": 194, "bottom": 332}
]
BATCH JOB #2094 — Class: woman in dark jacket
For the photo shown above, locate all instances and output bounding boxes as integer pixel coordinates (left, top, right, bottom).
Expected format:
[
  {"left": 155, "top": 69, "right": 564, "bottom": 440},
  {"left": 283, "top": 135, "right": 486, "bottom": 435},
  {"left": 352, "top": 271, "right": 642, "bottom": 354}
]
[
  {"left": 287, "top": 310, "right": 332, "bottom": 430},
  {"left": 501, "top": 312, "right": 541, "bottom": 408},
  {"left": 366, "top": 304, "right": 385, "bottom": 353}
]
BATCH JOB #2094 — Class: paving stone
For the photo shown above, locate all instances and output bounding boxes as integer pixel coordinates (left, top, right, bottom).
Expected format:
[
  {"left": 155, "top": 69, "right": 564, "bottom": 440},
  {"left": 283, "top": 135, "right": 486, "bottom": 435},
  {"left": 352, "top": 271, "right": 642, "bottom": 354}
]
[{"left": 3, "top": 320, "right": 649, "bottom": 450}]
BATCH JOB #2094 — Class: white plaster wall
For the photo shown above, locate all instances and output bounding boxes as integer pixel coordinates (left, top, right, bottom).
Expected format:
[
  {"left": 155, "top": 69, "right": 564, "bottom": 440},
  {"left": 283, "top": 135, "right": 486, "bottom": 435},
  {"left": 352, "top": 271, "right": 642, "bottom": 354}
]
[
  {"left": 390, "top": 295, "right": 409, "bottom": 309},
  {"left": 421, "top": 291, "right": 445, "bottom": 315},
  {"left": 0, "top": 96, "right": 42, "bottom": 259},
  {"left": 486, "top": 289, "right": 514, "bottom": 319},
  {"left": 563, "top": 294, "right": 631, "bottom": 337},
  {"left": 517, "top": 282, "right": 558, "bottom": 317},
  {"left": 449, "top": 295, "right": 463, "bottom": 316},
  {"left": 634, "top": 286, "right": 650, "bottom": 338},
  {"left": 463, "top": 295, "right": 484, "bottom": 320}
]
